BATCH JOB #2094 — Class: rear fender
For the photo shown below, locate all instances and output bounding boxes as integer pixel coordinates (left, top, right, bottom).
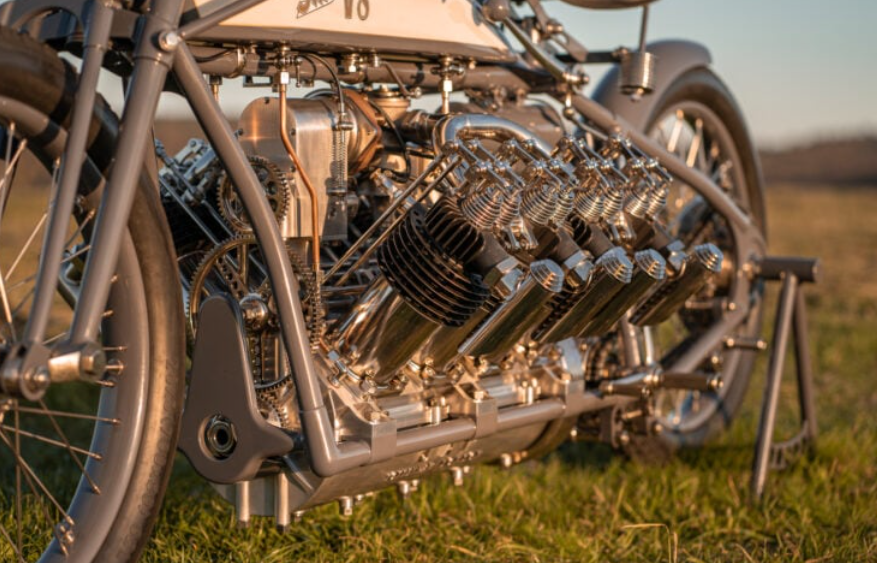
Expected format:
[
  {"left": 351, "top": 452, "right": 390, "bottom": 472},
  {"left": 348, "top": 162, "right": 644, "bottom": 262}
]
[{"left": 592, "top": 39, "right": 711, "bottom": 132}]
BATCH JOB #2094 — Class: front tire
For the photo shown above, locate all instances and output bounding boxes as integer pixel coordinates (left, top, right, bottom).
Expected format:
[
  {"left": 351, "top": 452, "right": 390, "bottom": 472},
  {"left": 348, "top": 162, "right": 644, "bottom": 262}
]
[{"left": 0, "top": 26, "right": 185, "bottom": 561}]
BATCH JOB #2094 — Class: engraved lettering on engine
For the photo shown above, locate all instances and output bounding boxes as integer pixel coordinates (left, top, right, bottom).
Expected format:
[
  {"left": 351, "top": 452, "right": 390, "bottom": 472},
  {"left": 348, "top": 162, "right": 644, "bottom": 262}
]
[
  {"left": 385, "top": 450, "right": 481, "bottom": 482},
  {"left": 297, "top": 0, "right": 336, "bottom": 19}
]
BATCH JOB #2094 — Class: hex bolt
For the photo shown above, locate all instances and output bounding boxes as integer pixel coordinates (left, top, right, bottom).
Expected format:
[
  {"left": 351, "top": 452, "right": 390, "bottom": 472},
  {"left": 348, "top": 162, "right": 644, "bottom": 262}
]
[
  {"left": 158, "top": 31, "right": 181, "bottom": 52},
  {"left": 450, "top": 466, "right": 465, "bottom": 487},
  {"left": 397, "top": 480, "right": 411, "bottom": 499},
  {"left": 338, "top": 496, "right": 354, "bottom": 517}
]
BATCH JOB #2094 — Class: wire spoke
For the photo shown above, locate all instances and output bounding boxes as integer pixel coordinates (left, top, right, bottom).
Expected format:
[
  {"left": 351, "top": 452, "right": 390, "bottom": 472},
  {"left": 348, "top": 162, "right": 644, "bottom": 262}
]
[
  {"left": 37, "top": 399, "right": 101, "bottom": 493},
  {"left": 14, "top": 402, "right": 23, "bottom": 558},
  {"left": 0, "top": 265, "right": 17, "bottom": 341},
  {"left": 0, "top": 136, "right": 28, "bottom": 202},
  {"left": 666, "top": 113, "right": 684, "bottom": 154},
  {"left": 4, "top": 212, "right": 47, "bottom": 283},
  {"left": 14, "top": 406, "right": 120, "bottom": 425},
  {"left": 0, "top": 520, "right": 26, "bottom": 563},
  {"left": 6, "top": 244, "right": 91, "bottom": 294},
  {"left": 0, "top": 424, "right": 103, "bottom": 461},
  {"left": 0, "top": 428, "right": 74, "bottom": 526},
  {"left": 685, "top": 118, "right": 704, "bottom": 168}
]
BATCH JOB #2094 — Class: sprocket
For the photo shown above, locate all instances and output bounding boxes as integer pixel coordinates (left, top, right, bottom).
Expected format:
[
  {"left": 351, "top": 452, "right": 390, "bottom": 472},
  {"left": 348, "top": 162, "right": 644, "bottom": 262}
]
[{"left": 217, "top": 155, "right": 291, "bottom": 234}]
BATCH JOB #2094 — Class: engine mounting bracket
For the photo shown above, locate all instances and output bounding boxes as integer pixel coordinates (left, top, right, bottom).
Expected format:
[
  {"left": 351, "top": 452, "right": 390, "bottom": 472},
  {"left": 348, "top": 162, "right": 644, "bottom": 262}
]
[
  {"left": 178, "top": 294, "right": 296, "bottom": 484},
  {"left": 750, "top": 256, "right": 820, "bottom": 501}
]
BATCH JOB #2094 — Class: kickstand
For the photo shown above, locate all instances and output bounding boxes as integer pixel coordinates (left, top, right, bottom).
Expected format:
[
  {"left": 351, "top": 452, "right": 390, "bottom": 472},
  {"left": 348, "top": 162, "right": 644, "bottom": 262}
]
[{"left": 750, "top": 257, "right": 820, "bottom": 500}]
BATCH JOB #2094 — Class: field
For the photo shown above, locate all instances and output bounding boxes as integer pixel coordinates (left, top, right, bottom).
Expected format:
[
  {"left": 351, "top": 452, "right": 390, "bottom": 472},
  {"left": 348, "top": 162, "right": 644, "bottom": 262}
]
[
  {"left": 136, "top": 183, "right": 877, "bottom": 562},
  {"left": 1, "top": 145, "right": 874, "bottom": 560}
]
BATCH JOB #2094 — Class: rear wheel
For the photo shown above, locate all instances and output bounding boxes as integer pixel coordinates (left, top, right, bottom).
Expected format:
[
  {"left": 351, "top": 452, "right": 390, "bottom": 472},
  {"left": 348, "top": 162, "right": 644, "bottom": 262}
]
[
  {"left": 626, "top": 68, "right": 766, "bottom": 459},
  {"left": 0, "top": 27, "right": 185, "bottom": 561}
]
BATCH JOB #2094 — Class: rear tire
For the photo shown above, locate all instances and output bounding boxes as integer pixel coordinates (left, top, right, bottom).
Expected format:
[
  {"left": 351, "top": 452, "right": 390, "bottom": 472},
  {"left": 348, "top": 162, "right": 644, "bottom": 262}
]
[{"left": 626, "top": 67, "right": 767, "bottom": 460}]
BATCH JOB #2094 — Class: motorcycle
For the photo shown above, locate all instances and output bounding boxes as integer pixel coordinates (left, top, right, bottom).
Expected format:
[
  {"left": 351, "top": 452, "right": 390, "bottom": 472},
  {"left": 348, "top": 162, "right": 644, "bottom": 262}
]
[{"left": 0, "top": 0, "right": 773, "bottom": 560}]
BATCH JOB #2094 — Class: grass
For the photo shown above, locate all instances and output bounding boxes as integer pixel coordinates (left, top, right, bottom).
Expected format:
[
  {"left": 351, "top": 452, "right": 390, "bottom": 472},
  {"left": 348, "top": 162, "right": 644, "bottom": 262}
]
[
  {"left": 138, "top": 184, "right": 877, "bottom": 562},
  {"left": 1, "top": 181, "right": 874, "bottom": 561}
]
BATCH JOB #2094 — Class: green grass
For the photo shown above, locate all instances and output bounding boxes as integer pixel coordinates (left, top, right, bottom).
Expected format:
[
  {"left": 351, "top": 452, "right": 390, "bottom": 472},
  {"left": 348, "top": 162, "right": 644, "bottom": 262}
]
[
  {"left": 137, "top": 184, "right": 877, "bottom": 562},
  {"left": 2, "top": 181, "right": 874, "bottom": 561}
]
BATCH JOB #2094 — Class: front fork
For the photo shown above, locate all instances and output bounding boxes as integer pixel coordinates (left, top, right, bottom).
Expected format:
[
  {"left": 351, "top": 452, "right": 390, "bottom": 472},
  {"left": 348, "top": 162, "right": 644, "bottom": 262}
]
[{"left": 0, "top": 0, "right": 185, "bottom": 398}]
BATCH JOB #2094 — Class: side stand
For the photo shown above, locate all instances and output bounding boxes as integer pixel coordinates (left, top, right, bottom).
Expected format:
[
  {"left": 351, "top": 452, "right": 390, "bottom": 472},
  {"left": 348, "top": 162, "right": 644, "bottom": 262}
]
[{"left": 750, "top": 257, "right": 820, "bottom": 500}]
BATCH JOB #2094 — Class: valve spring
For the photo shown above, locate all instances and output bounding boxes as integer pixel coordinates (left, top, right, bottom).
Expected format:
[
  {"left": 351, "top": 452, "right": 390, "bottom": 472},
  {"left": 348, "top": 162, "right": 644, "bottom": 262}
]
[
  {"left": 574, "top": 189, "right": 604, "bottom": 224},
  {"left": 601, "top": 184, "right": 625, "bottom": 220},
  {"left": 459, "top": 188, "right": 504, "bottom": 231},
  {"left": 378, "top": 207, "right": 489, "bottom": 327},
  {"left": 497, "top": 192, "right": 522, "bottom": 229},
  {"left": 568, "top": 215, "right": 592, "bottom": 248},
  {"left": 646, "top": 183, "right": 669, "bottom": 217},
  {"left": 553, "top": 189, "right": 576, "bottom": 225},
  {"left": 521, "top": 183, "right": 561, "bottom": 226},
  {"left": 624, "top": 187, "right": 652, "bottom": 220}
]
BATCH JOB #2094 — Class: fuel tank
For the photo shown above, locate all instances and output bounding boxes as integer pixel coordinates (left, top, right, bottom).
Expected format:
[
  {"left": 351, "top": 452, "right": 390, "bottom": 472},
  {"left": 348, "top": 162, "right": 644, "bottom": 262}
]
[{"left": 184, "top": 0, "right": 514, "bottom": 62}]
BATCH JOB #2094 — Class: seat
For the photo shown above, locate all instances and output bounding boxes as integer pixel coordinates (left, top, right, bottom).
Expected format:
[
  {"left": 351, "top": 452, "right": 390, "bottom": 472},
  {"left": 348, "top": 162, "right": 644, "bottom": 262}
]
[{"left": 558, "top": 0, "right": 658, "bottom": 9}]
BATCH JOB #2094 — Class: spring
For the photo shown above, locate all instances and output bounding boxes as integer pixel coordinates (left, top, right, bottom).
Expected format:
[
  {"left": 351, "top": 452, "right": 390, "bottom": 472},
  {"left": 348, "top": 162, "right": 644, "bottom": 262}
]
[
  {"left": 459, "top": 188, "right": 504, "bottom": 231},
  {"left": 553, "top": 189, "right": 576, "bottom": 224},
  {"left": 574, "top": 188, "right": 604, "bottom": 223},
  {"left": 601, "top": 182, "right": 625, "bottom": 220},
  {"left": 497, "top": 191, "right": 522, "bottom": 228},
  {"left": 646, "top": 183, "right": 669, "bottom": 217},
  {"left": 521, "top": 182, "right": 560, "bottom": 226}
]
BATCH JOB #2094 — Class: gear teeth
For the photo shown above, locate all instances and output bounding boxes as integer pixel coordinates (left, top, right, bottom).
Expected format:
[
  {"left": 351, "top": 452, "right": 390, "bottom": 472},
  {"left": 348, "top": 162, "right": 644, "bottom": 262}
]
[
  {"left": 187, "top": 235, "right": 258, "bottom": 341},
  {"left": 218, "top": 155, "right": 291, "bottom": 234}
]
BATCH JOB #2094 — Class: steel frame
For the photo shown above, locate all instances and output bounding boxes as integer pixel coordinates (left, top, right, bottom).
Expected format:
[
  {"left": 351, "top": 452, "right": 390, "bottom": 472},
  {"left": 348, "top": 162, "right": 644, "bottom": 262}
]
[{"left": 0, "top": 0, "right": 768, "bottom": 478}]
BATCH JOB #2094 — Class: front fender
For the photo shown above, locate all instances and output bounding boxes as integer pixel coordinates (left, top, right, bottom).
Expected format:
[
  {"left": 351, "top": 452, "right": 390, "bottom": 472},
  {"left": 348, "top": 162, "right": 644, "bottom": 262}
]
[{"left": 592, "top": 39, "right": 711, "bottom": 132}]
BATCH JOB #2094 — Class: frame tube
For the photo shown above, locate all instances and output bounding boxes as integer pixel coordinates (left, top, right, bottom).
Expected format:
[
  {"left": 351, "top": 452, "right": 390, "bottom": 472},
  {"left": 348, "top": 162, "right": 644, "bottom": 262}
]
[
  {"left": 178, "top": 0, "right": 269, "bottom": 39},
  {"left": 173, "top": 44, "right": 371, "bottom": 477},
  {"left": 25, "top": 0, "right": 114, "bottom": 344},
  {"left": 69, "top": 0, "right": 184, "bottom": 344}
]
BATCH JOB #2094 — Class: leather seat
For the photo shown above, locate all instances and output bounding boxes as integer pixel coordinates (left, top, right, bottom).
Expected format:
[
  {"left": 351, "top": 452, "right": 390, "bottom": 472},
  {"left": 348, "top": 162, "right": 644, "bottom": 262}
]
[{"left": 558, "top": 0, "right": 658, "bottom": 9}]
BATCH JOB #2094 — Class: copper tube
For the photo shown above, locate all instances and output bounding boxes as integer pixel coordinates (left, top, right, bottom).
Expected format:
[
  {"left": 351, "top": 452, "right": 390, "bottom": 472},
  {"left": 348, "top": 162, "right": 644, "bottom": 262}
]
[{"left": 278, "top": 83, "right": 321, "bottom": 273}]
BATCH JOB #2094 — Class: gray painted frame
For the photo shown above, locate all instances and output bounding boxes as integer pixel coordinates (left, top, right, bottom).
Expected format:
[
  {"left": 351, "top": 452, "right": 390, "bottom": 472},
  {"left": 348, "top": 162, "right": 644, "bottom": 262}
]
[{"left": 0, "top": 0, "right": 767, "bottom": 479}]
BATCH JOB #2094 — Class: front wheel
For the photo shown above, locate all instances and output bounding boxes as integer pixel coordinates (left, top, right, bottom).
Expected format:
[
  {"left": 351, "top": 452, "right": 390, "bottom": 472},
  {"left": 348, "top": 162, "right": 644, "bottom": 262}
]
[
  {"left": 0, "top": 27, "right": 185, "bottom": 561},
  {"left": 627, "top": 67, "right": 767, "bottom": 459}
]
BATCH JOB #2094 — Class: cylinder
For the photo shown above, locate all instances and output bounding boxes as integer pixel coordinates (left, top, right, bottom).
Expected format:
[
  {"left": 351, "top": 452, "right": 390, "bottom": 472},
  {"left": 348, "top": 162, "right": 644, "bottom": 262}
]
[
  {"left": 631, "top": 243, "right": 723, "bottom": 326},
  {"left": 578, "top": 248, "right": 666, "bottom": 337},
  {"left": 459, "top": 259, "right": 565, "bottom": 361},
  {"left": 534, "top": 247, "right": 633, "bottom": 344},
  {"left": 333, "top": 277, "right": 442, "bottom": 384}
]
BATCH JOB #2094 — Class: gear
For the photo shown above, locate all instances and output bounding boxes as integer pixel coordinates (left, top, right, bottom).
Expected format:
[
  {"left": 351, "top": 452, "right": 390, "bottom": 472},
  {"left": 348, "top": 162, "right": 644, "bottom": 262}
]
[
  {"left": 186, "top": 235, "right": 323, "bottom": 351},
  {"left": 187, "top": 236, "right": 268, "bottom": 339},
  {"left": 217, "top": 155, "right": 291, "bottom": 234},
  {"left": 187, "top": 236, "right": 308, "bottom": 431}
]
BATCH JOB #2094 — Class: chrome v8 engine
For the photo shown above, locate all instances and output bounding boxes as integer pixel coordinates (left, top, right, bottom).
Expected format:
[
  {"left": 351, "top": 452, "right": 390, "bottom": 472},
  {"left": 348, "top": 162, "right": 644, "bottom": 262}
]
[{"left": 159, "top": 92, "right": 725, "bottom": 523}]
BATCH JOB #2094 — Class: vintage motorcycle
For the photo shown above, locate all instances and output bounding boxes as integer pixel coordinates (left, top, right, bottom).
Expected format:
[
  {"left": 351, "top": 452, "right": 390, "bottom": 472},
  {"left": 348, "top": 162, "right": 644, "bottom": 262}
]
[{"left": 0, "top": 0, "right": 773, "bottom": 560}]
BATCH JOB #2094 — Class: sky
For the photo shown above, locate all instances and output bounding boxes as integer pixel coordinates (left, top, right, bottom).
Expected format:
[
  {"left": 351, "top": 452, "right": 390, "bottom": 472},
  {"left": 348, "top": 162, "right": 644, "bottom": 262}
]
[
  {"left": 76, "top": 0, "right": 877, "bottom": 148},
  {"left": 551, "top": 0, "right": 877, "bottom": 147}
]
